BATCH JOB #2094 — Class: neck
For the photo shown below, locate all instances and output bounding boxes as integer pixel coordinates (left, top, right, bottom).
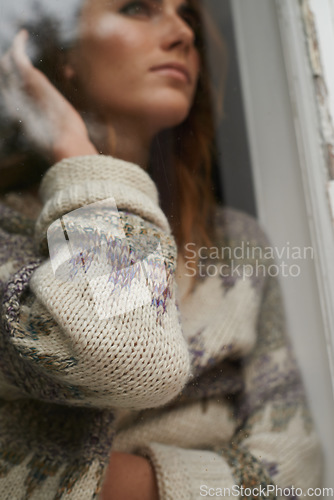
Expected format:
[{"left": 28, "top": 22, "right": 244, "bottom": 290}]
[{"left": 86, "top": 114, "right": 154, "bottom": 170}]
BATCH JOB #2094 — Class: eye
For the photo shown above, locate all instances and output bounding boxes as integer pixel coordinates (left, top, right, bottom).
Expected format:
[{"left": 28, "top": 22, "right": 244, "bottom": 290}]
[{"left": 120, "top": 1, "right": 151, "bottom": 17}]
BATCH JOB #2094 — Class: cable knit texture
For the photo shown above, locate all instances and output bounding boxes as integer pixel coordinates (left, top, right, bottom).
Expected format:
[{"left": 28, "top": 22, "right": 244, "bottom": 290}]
[{"left": 0, "top": 155, "right": 323, "bottom": 499}]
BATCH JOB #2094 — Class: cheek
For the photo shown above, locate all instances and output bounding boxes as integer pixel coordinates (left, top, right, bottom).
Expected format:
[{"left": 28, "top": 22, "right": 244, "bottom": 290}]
[
  {"left": 80, "top": 18, "right": 148, "bottom": 74},
  {"left": 73, "top": 40, "right": 148, "bottom": 111}
]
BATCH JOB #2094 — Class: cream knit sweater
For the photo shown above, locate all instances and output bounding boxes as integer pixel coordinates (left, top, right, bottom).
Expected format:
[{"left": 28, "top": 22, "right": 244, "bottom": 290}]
[{"left": 0, "top": 155, "right": 323, "bottom": 499}]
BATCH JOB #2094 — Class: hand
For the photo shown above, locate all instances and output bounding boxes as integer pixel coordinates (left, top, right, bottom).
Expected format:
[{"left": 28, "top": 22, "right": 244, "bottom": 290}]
[
  {"left": 99, "top": 452, "right": 159, "bottom": 500},
  {"left": 0, "top": 30, "right": 98, "bottom": 163}
]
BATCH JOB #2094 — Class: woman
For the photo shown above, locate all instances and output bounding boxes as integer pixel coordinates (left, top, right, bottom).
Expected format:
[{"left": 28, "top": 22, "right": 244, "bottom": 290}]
[{"left": 0, "top": 0, "right": 323, "bottom": 499}]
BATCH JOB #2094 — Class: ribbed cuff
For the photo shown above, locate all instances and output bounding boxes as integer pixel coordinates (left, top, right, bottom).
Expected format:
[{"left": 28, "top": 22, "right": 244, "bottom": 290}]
[
  {"left": 136, "top": 442, "right": 236, "bottom": 500},
  {"left": 35, "top": 155, "right": 170, "bottom": 251}
]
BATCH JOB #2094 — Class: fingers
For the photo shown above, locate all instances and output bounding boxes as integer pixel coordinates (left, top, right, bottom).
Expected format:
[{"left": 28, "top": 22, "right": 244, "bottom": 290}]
[
  {"left": 0, "top": 30, "right": 31, "bottom": 92},
  {"left": 0, "top": 40, "right": 21, "bottom": 111},
  {"left": 7, "top": 29, "right": 39, "bottom": 89},
  {"left": 0, "top": 29, "right": 51, "bottom": 148},
  {"left": 0, "top": 29, "right": 91, "bottom": 161},
  {"left": 1, "top": 29, "right": 48, "bottom": 107},
  {"left": 11, "top": 29, "right": 31, "bottom": 74}
]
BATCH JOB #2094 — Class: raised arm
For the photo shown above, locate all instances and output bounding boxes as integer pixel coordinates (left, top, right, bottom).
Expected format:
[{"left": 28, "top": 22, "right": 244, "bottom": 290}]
[{"left": 0, "top": 155, "right": 190, "bottom": 409}]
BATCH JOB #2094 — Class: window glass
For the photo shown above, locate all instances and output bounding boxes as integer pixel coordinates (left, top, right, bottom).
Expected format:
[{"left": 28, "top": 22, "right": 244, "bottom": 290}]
[{"left": 0, "top": 0, "right": 328, "bottom": 498}]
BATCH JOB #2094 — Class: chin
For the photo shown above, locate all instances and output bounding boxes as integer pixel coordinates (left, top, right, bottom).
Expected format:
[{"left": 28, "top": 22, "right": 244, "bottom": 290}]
[{"left": 151, "top": 103, "right": 192, "bottom": 131}]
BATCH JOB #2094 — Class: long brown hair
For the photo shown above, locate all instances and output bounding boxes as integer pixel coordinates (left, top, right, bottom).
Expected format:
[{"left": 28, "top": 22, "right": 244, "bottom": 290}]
[{"left": 150, "top": 1, "right": 228, "bottom": 279}]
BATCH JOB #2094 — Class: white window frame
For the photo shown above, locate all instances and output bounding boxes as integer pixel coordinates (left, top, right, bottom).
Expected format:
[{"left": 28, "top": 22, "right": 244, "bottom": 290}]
[
  {"left": 275, "top": 0, "right": 334, "bottom": 367},
  {"left": 231, "top": 0, "right": 334, "bottom": 487}
]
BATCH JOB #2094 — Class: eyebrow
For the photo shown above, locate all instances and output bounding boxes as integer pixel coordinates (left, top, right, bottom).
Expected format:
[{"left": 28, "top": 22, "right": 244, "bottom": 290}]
[
  {"left": 141, "top": 0, "right": 197, "bottom": 16},
  {"left": 149, "top": 0, "right": 192, "bottom": 8}
]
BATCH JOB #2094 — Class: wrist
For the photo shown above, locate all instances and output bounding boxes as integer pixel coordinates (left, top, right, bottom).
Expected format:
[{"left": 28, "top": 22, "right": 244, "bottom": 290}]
[
  {"left": 100, "top": 452, "right": 159, "bottom": 500},
  {"left": 53, "top": 137, "right": 98, "bottom": 163}
]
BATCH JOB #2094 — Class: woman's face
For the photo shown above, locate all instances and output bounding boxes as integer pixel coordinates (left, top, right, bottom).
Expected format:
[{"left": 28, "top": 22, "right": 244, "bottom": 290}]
[{"left": 67, "top": 0, "right": 201, "bottom": 135}]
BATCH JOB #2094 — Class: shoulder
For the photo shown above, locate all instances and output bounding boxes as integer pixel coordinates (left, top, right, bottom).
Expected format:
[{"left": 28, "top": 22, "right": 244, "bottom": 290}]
[{"left": 213, "top": 204, "right": 271, "bottom": 250}]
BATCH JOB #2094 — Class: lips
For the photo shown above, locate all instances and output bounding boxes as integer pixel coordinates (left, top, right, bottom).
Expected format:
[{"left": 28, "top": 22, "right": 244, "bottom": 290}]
[{"left": 150, "top": 62, "right": 191, "bottom": 84}]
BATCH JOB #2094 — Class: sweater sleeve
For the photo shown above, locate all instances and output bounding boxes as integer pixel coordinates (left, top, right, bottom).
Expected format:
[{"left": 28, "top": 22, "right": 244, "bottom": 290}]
[
  {"left": 0, "top": 155, "right": 190, "bottom": 409},
  {"left": 135, "top": 231, "right": 323, "bottom": 498}
]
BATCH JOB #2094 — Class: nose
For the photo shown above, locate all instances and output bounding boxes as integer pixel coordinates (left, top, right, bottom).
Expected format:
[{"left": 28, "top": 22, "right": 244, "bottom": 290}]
[{"left": 160, "top": 11, "right": 196, "bottom": 52}]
